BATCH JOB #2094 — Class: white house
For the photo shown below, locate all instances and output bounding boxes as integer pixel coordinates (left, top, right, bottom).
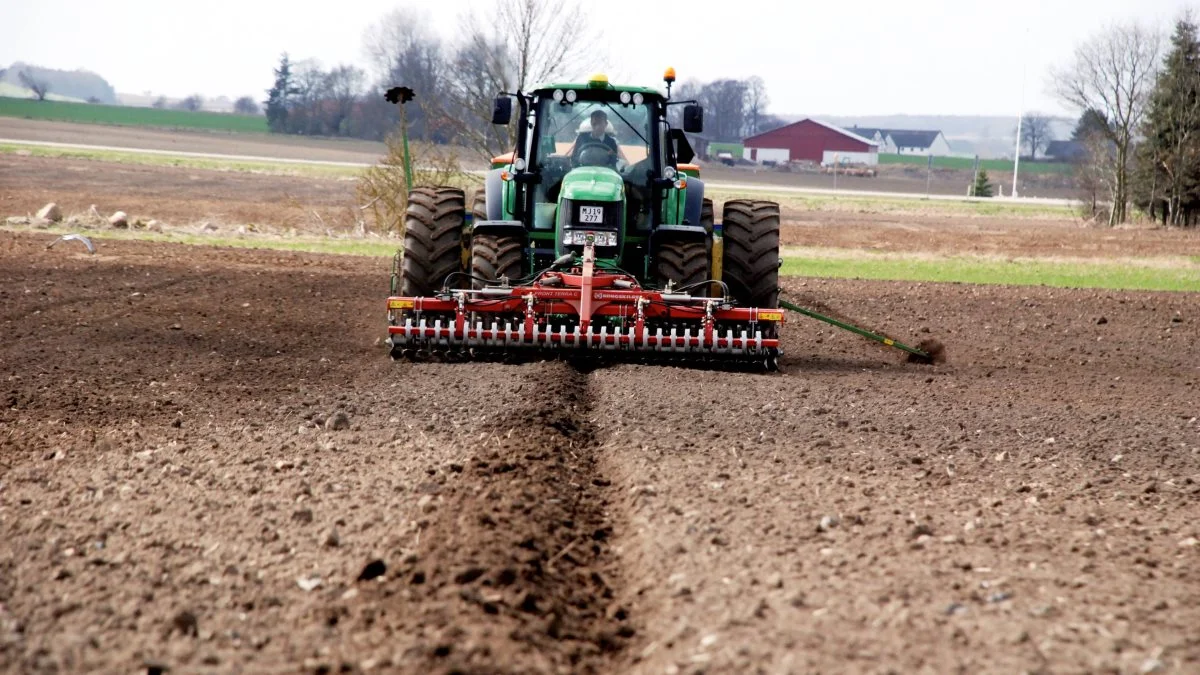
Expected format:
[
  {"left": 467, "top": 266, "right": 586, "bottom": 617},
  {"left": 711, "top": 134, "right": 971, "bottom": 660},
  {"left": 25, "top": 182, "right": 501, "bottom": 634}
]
[{"left": 846, "top": 127, "right": 954, "bottom": 157}]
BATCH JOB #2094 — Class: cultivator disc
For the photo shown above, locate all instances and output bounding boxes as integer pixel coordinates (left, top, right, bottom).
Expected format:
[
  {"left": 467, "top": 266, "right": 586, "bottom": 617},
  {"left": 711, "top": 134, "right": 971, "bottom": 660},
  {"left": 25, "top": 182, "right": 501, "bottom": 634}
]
[{"left": 387, "top": 243, "right": 783, "bottom": 369}]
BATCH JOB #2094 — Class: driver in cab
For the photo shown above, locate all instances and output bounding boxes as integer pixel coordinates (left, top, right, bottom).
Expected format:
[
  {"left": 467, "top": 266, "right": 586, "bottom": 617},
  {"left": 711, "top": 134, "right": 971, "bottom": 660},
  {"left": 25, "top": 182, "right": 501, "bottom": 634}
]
[{"left": 571, "top": 109, "right": 622, "bottom": 167}]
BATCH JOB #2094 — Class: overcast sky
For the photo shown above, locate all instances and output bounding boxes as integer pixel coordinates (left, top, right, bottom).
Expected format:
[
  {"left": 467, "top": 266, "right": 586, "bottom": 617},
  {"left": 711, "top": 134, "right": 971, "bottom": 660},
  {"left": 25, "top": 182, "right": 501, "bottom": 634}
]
[{"left": 3, "top": 0, "right": 1191, "bottom": 118}]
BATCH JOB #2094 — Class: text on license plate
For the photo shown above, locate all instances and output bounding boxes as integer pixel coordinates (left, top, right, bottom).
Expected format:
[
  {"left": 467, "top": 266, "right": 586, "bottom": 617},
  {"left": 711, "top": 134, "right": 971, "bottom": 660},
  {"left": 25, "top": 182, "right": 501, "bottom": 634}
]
[{"left": 579, "top": 206, "right": 604, "bottom": 224}]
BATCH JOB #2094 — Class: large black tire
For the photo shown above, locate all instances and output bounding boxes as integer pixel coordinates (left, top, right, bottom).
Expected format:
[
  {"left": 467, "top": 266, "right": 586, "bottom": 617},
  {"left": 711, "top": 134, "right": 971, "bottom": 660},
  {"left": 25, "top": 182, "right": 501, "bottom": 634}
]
[
  {"left": 470, "top": 186, "right": 487, "bottom": 223},
  {"left": 653, "top": 239, "right": 709, "bottom": 296},
  {"left": 722, "top": 199, "right": 780, "bottom": 308},
  {"left": 400, "top": 187, "right": 467, "bottom": 296},
  {"left": 470, "top": 234, "right": 524, "bottom": 288},
  {"left": 700, "top": 197, "right": 714, "bottom": 235}
]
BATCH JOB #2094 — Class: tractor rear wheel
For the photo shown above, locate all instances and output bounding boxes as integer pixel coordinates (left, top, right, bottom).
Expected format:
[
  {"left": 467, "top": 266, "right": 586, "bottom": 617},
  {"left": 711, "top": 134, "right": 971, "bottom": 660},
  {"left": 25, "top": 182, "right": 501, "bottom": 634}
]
[
  {"left": 400, "top": 187, "right": 467, "bottom": 296},
  {"left": 721, "top": 199, "right": 780, "bottom": 308},
  {"left": 470, "top": 186, "right": 487, "bottom": 222},
  {"left": 470, "top": 234, "right": 524, "bottom": 288},
  {"left": 700, "top": 197, "right": 714, "bottom": 235},
  {"left": 653, "top": 239, "right": 709, "bottom": 296}
]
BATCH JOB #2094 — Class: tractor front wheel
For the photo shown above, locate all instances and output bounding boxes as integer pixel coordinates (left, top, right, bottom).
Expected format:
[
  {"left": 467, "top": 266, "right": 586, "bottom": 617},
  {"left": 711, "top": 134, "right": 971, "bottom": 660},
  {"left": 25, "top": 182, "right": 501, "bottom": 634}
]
[
  {"left": 470, "top": 234, "right": 524, "bottom": 288},
  {"left": 400, "top": 187, "right": 468, "bottom": 296},
  {"left": 653, "top": 239, "right": 709, "bottom": 296},
  {"left": 721, "top": 199, "right": 780, "bottom": 308}
]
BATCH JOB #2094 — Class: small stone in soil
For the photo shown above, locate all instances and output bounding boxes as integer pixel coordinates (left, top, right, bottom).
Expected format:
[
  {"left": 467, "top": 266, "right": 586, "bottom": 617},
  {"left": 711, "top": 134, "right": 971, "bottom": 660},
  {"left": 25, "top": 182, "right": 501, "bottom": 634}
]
[
  {"left": 357, "top": 559, "right": 387, "bottom": 581},
  {"left": 325, "top": 412, "right": 351, "bottom": 431},
  {"left": 171, "top": 610, "right": 199, "bottom": 637}
]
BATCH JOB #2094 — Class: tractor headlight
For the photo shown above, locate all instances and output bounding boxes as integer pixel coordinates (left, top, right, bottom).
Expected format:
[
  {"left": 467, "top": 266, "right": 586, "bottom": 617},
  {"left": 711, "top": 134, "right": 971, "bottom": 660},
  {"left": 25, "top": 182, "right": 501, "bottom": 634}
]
[
  {"left": 564, "top": 230, "right": 618, "bottom": 247},
  {"left": 513, "top": 158, "right": 526, "bottom": 170},
  {"left": 565, "top": 89, "right": 577, "bottom": 103},
  {"left": 633, "top": 93, "right": 644, "bottom": 105},
  {"left": 619, "top": 91, "right": 631, "bottom": 104},
  {"left": 662, "top": 166, "right": 677, "bottom": 180},
  {"left": 553, "top": 89, "right": 565, "bottom": 102}
]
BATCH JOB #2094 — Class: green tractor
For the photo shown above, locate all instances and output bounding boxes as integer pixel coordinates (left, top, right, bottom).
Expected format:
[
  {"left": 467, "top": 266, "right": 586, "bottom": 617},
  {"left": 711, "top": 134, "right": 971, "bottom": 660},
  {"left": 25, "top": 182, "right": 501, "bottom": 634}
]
[
  {"left": 387, "top": 72, "right": 945, "bottom": 366},
  {"left": 396, "top": 71, "right": 780, "bottom": 311}
]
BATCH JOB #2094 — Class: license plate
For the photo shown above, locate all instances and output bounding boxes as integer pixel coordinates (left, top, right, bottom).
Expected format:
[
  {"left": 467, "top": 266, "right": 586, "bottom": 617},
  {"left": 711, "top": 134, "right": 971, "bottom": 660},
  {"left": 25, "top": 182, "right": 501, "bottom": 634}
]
[{"left": 579, "top": 206, "right": 604, "bottom": 224}]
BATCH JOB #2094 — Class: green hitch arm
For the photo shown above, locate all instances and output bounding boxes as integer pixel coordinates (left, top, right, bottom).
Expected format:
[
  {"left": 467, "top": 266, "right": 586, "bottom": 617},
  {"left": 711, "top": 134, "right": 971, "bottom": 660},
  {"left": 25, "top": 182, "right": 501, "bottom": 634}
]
[
  {"left": 383, "top": 86, "right": 416, "bottom": 193},
  {"left": 400, "top": 104, "right": 413, "bottom": 194},
  {"left": 778, "top": 298, "right": 933, "bottom": 363}
]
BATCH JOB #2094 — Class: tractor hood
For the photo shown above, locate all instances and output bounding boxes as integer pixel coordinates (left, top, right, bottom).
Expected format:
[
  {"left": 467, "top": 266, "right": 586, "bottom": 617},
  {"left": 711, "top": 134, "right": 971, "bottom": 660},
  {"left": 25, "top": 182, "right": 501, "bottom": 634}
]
[{"left": 560, "top": 167, "right": 624, "bottom": 202}]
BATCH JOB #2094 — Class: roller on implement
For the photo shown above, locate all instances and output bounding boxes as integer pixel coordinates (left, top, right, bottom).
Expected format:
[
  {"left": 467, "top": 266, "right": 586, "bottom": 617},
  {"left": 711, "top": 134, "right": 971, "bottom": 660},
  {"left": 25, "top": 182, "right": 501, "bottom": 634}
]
[{"left": 386, "top": 69, "right": 785, "bottom": 369}]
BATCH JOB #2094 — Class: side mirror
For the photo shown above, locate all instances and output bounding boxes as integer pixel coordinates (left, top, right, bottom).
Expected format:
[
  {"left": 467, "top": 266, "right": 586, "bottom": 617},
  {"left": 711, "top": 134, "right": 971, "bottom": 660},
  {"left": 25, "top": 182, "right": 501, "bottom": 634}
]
[
  {"left": 670, "top": 129, "right": 695, "bottom": 164},
  {"left": 683, "top": 104, "right": 703, "bottom": 133},
  {"left": 491, "top": 96, "right": 512, "bottom": 125}
]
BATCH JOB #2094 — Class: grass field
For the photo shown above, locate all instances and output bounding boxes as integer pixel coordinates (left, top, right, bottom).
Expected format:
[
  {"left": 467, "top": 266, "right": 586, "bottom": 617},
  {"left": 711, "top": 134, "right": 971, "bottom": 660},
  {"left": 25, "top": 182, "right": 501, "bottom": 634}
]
[
  {"left": 879, "top": 153, "right": 1071, "bottom": 176},
  {"left": 0, "top": 142, "right": 361, "bottom": 178},
  {"left": 780, "top": 253, "right": 1199, "bottom": 292},
  {"left": 0, "top": 97, "right": 268, "bottom": 133},
  {"left": 704, "top": 186, "right": 1077, "bottom": 218}
]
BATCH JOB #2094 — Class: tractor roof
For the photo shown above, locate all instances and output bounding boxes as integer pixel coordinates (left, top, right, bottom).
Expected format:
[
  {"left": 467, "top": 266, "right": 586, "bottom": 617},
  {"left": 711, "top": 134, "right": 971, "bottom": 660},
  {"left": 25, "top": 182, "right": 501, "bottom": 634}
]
[{"left": 533, "top": 74, "right": 664, "bottom": 98}]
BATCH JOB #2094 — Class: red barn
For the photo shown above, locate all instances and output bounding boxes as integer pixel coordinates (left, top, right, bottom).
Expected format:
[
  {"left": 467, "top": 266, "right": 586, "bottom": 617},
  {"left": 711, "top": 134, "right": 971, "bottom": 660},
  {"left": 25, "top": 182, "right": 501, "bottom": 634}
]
[{"left": 743, "top": 119, "right": 879, "bottom": 166}]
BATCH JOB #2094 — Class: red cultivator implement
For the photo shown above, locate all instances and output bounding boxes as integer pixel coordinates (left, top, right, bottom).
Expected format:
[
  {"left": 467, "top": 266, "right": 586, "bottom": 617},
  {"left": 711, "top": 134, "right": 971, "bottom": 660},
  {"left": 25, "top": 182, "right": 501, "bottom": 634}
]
[{"left": 388, "top": 242, "right": 783, "bottom": 369}]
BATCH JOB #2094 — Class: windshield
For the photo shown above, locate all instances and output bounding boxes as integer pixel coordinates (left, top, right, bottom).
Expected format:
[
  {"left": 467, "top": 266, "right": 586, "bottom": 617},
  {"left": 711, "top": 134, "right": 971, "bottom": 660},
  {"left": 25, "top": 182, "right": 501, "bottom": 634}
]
[{"left": 532, "top": 96, "right": 655, "bottom": 185}]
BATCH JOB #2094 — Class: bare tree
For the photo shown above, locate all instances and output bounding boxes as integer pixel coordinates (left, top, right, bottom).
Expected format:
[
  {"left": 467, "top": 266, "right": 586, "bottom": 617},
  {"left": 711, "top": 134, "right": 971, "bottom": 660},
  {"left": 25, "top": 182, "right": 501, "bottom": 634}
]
[
  {"left": 492, "top": 0, "right": 602, "bottom": 93},
  {"left": 290, "top": 60, "right": 330, "bottom": 134},
  {"left": 152, "top": 96, "right": 168, "bottom": 109},
  {"left": 698, "top": 79, "right": 749, "bottom": 142},
  {"left": 233, "top": 96, "right": 260, "bottom": 115},
  {"left": 1019, "top": 112, "right": 1054, "bottom": 159},
  {"left": 175, "top": 94, "right": 204, "bottom": 111},
  {"left": 447, "top": 0, "right": 605, "bottom": 157},
  {"left": 18, "top": 70, "right": 50, "bottom": 101},
  {"left": 362, "top": 7, "right": 445, "bottom": 140},
  {"left": 1051, "top": 21, "right": 1162, "bottom": 224},
  {"left": 443, "top": 35, "right": 515, "bottom": 157},
  {"left": 324, "top": 65, "right": 366, "bottom": 135},
  {"left": 745, "top": 76, "right": 769, "bottom": 136}
]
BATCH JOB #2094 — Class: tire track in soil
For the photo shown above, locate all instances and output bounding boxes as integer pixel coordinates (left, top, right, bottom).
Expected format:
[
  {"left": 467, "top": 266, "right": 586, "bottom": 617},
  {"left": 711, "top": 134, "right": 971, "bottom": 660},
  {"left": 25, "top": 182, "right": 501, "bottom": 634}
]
[{"left": 356, "top": 361, "right": 635, "bottom": 674}]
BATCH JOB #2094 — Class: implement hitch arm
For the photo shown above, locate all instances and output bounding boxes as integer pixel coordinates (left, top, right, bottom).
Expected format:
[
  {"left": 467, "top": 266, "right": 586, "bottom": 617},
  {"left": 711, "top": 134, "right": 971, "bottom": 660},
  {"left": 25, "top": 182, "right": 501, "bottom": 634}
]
[{"left": 778, "top": 298, "right": 934, "bottom": 363}]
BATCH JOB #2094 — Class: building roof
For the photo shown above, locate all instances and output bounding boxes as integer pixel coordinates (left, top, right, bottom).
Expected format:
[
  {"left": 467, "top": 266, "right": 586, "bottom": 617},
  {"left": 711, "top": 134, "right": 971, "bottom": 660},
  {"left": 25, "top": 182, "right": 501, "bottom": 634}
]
[
  {"left": 884, "top": 129, "right": 943, "bottom": 149},
  {"left": 846, "top": 126, "right": 886, "bottom": 140},
  {"left": 744, "top": 118, "right": 878, "bottom": 147},
  {"left": 843, "top": 127, "right": 945, "bottom": 150}
]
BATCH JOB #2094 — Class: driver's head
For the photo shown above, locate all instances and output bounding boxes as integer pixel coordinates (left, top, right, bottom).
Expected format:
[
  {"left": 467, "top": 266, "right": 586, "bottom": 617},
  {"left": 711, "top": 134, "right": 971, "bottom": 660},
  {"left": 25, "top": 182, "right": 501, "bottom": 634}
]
[{"left": 589, "top": 110, "right": 608, "bottom": 137}]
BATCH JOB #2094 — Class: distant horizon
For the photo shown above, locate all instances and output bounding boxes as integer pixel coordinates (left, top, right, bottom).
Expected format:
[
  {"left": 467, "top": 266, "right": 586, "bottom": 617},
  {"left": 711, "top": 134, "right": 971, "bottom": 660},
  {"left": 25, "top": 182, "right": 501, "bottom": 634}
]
[{"left": 5, "top": 0, "right": 1195, "bottom": 121}]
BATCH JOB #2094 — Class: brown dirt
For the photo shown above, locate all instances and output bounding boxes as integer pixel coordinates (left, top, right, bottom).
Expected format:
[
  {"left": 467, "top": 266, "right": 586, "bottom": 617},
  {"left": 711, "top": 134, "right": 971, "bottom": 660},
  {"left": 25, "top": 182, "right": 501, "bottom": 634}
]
[
  {"left": 0, "top": 117, "right": 390, "bottom": 165},
  {"left": 6, "top": 153, "right": 1200, "bottom": 262},
  {"left": 2, "top": 231, "right": 1198, "bottom": 674}
]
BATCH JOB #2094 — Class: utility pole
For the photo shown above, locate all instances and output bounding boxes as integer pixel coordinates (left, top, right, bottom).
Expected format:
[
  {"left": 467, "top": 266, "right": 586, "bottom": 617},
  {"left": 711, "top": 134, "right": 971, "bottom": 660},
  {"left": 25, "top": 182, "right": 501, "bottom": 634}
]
[
  {"left": 925, "top": 153, "right": 933, "bottom": 198},
  {"left": 1012, "top": 30, "right": 1029, "bottom": 199}
]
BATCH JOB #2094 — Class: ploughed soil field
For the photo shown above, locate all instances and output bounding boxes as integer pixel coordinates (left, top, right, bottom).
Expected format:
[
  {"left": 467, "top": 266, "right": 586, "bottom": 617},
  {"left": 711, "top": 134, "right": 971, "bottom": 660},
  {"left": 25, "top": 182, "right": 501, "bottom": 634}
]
[
  {"left": 1, "top": 231, "right": 1198, "bottom": 674},
  {"left": 5, "top": 153, "right": 1200, "bottom": 263}
]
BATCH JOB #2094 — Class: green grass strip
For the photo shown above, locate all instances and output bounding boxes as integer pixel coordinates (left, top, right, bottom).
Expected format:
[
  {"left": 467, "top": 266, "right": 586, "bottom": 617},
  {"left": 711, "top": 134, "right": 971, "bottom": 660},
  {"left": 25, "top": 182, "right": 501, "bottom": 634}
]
[
  {"left": 705, "top": 188, "right": 1076, "bottom": 219},
  {"left": 878, "top": 153, "right": 1071, "bottom": 175},
  {"left": 781, "top": 255, "right": 1200, "bottom": 292},
  {"left": 0, "top": 96, "right": 268, "bottom": 133}
]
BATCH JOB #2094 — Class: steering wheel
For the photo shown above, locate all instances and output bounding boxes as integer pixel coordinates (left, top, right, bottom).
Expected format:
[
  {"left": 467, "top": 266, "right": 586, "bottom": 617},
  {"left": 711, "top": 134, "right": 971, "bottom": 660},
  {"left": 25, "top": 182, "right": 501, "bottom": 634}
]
[{"left": 576, "top": 141, "right": 617, "bottom": 167}]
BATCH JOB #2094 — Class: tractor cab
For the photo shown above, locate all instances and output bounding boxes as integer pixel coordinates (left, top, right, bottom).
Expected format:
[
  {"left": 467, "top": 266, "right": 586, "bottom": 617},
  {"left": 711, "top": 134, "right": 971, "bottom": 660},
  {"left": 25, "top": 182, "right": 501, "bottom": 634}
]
[{"left": 481, "top": 73, "right": 707, "bottom": 275}]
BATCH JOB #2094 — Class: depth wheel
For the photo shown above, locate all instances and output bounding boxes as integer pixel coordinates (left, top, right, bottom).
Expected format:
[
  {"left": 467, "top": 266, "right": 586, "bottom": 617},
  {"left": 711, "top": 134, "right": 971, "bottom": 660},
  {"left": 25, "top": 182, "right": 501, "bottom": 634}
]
[
  {"left": 653, "top": 239, "right": 709, "bottom": 296},
  {"left": 470, "top": 234, "right": 524, "bottom": 288}
]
